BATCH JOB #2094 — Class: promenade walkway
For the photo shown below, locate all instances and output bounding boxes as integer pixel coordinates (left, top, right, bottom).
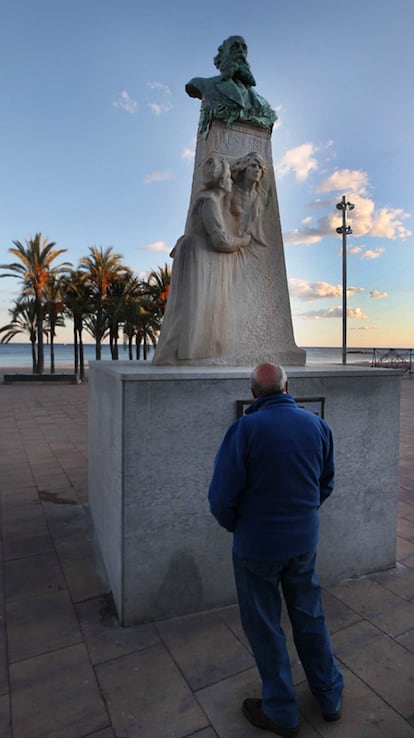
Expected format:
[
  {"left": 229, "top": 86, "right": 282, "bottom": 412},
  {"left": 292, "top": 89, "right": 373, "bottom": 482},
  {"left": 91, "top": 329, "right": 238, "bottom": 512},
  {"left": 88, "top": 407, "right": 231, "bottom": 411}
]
[{"left": 0, "top": 377, "right": 413, "bottom": 738}]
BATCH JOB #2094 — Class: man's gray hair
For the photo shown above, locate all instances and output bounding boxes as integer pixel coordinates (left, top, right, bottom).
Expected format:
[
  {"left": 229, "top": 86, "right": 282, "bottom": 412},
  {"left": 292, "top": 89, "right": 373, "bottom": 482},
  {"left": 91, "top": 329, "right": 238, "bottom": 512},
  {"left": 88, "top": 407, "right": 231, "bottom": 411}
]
[{"left": 250, "top": 364, "right": 287, "bottom": 398}]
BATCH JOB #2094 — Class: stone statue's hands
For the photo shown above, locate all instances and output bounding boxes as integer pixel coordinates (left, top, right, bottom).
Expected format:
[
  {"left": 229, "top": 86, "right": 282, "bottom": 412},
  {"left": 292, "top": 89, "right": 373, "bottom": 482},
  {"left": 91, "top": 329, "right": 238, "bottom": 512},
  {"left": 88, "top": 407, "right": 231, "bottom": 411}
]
[{"left": 241, "top": 233, "right": 251, "bottom": 247}]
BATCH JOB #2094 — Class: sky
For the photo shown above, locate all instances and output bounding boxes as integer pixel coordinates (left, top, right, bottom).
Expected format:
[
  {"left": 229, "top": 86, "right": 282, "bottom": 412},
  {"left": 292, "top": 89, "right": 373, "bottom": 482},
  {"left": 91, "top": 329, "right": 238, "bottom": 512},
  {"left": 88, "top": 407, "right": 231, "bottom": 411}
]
[{"left": 0, "top": 0, "right": 413, "bottom": 348}]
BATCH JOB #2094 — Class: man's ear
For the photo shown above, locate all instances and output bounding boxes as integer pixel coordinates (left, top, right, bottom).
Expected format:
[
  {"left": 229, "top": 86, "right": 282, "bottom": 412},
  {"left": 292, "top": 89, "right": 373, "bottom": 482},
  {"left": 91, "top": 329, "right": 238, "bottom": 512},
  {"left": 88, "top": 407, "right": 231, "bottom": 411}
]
[
  {"left": 251, "top": 387, "right": 257, "bottom": 399},
  {"left": 285, "top": 380, "right": 289, "bottom": 393}
]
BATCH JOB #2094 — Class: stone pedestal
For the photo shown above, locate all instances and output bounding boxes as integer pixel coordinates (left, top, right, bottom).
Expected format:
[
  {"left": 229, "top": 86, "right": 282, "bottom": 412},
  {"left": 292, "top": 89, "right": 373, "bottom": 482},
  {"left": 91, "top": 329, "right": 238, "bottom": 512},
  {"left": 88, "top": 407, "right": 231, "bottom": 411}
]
[{"left": 88, "top": 362, "right": 401, "bottom": 626}]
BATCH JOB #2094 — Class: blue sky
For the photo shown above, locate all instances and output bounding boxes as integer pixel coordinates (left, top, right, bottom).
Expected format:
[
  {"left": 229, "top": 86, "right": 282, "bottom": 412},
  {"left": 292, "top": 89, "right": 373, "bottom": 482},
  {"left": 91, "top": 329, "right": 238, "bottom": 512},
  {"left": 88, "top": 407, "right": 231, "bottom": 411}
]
[{"left": 1, "top": 0, "right": 413, "bottom": 347}]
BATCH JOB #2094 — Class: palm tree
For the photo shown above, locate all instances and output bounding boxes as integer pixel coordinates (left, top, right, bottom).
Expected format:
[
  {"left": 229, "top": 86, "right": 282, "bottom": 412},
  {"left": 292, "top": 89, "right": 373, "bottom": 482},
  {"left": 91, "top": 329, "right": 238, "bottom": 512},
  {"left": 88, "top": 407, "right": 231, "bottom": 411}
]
[
  {"left": 78, "top": 246, "right": 128, "bottom": 359},
  {"left": 61, "top": 270, "right": 92, "bottom": 382},
  {"left": 105, "top": 270, "right": 135, "bottom": 360},
  {"left": 43, "top": 275, "right": 66, "bottom": 374},
  {"left": 0, "top": 298, "right": 38, "bottom": 372},
  {"left": 143, "top": 263, "right": 172, "bottom": 319},
  {"left": 0, "top": 233, "right": 70, "bottom": 373}
]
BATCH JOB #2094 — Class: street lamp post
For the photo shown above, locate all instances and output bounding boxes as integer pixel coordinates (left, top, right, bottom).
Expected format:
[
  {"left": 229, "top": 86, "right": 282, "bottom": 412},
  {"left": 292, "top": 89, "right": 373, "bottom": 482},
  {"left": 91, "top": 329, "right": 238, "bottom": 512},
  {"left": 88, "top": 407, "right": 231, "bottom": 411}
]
[{"left": 336, "top": 195, "right": 355, "bottom": 364}]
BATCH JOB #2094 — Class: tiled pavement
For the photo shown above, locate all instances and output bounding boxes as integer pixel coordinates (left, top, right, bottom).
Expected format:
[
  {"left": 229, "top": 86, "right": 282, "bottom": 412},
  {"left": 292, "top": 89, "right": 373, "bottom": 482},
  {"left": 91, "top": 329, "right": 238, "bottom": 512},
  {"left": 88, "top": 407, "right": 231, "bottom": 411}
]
[{"left": 0, "top": 377, "right": 413, "bottom": 738}]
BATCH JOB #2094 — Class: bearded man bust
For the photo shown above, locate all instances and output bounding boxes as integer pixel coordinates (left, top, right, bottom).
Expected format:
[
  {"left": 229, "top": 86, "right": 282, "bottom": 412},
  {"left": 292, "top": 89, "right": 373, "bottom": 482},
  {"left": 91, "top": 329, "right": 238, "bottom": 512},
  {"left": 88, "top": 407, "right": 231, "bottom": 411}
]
[{"left": 186, "top": 35, "right": 277, "bottom": 136}]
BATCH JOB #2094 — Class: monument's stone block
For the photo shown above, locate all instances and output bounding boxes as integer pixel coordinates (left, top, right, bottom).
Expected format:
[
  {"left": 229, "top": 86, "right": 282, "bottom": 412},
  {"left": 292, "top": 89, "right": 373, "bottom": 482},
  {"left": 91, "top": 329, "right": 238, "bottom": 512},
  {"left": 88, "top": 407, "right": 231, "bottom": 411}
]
[{"left": 88, "top": 362, "right": 400, "bottom": 625}]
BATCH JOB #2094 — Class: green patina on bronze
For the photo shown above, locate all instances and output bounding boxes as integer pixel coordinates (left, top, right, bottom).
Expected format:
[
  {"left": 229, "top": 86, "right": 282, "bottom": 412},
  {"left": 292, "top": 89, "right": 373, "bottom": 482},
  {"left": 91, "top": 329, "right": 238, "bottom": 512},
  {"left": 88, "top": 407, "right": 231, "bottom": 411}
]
[{"left": 186, "top": 35, "right": 277, "bottom": 137}]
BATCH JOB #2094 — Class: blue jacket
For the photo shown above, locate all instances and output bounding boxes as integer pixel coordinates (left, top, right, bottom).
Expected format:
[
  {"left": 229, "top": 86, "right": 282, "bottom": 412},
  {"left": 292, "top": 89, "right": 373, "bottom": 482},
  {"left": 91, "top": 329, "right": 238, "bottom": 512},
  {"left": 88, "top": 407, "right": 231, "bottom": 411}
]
[{"left": 208, "top": 392, "right": 335, "bottom": 560}]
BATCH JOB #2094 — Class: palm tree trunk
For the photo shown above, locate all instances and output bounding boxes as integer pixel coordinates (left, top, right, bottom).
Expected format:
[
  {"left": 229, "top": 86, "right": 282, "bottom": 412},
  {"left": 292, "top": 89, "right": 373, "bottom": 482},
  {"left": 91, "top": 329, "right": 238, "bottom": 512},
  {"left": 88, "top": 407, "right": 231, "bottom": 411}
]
[
  {"left": 50, "top": 327, "right": 55, "bottom": 374},
  {"left": 36, "top": 298, "right": 44, "bottom": 374},
  {"left": 113, "top": 330, "right": 119, "bottom": 360},
  {"left": 73, "top": 323, "right": 79, "bottom": 381},
  {"left": 96, "top": 304, "right": 102, "bottom": 359},
  {"left": 31, "top": 338, "right": 37, "bottom": 373},
  {"left": 79, "top": 328, "right": 85, "bottom": 381}
]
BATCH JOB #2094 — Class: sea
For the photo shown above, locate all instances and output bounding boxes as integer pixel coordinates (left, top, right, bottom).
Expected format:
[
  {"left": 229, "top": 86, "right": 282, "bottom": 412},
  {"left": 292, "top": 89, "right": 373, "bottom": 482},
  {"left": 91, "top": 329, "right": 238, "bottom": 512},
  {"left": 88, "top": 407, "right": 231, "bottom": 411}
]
[{"left": 0, "top": 342, "right": 379, "bottom": 368}]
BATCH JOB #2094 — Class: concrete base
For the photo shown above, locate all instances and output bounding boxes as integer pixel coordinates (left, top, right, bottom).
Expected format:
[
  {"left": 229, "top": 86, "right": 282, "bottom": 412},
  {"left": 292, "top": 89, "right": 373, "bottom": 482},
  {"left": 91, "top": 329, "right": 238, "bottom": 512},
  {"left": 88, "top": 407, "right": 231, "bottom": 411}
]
[{"left": 88, "top": 362, "right": 401, "bottom": 625}]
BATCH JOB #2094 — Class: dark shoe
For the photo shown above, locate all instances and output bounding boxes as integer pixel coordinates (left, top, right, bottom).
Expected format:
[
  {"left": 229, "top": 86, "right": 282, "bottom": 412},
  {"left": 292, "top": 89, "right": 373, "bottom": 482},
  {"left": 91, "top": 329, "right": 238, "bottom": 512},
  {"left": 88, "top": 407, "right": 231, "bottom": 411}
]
[
  {"left": 322, "top": 702, "right": 342, "bottom": 722},
  {"left": 242, "top": 698, "right": 299, "bottom": 737}
]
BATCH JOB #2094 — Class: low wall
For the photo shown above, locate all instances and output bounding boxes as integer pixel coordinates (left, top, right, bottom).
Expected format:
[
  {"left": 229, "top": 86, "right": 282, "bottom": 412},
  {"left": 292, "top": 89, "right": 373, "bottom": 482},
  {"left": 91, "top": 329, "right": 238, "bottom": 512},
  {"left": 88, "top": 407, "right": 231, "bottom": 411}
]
[{"left": 88, "top": 362, "right": 401, "bottom": 625}]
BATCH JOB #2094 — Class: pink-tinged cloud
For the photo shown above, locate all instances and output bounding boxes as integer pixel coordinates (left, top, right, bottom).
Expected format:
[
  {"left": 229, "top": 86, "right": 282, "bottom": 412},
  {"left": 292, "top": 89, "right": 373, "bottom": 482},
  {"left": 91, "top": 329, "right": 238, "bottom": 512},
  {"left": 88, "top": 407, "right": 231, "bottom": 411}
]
[
  {"left": 278, "top": 143, "right": 318, "bottom": 182},
  {"left": 362, "top": 248, "right": 385, "bottom": 259},
  {"left": 141, "top": 241, "right": 171, "bottom": 252},
  {"left": 369, "top": 290, "right": 388, "bottom": 299},
  {"left": 289, "top": 278, "right": 364, "bottom": 301},
  {"left": 144, "top": 170, "right": 174, "bottom": 184},
  {"left": 297, "top": 306, "right": 368, "bottom": 320}
]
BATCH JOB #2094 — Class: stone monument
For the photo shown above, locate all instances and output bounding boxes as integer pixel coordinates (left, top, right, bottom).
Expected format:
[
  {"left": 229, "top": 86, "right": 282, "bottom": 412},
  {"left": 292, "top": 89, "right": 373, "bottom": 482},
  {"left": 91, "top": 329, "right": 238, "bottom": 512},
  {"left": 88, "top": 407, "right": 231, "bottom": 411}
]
[
  {"left": 153, "top": 35, "right": 305, "bottom": 366},
  {"left": 88, "top": 36, "right": 401, "bottom": 626}
]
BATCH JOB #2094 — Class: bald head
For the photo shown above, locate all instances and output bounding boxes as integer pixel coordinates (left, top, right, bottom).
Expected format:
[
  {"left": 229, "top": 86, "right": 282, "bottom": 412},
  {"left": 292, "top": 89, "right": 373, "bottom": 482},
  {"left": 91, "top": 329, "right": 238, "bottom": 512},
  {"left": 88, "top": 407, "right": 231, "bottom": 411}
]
[{"left": 250, "top": 363, "right": 287, "bottom": 398}]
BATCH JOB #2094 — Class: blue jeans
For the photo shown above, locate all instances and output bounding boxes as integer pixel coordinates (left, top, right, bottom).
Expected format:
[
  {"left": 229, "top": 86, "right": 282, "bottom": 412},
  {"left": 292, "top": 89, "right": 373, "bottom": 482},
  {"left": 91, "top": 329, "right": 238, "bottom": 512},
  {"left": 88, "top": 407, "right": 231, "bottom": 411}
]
[{"left": 233, "top": 551, "right": 344, "bottom": 728}]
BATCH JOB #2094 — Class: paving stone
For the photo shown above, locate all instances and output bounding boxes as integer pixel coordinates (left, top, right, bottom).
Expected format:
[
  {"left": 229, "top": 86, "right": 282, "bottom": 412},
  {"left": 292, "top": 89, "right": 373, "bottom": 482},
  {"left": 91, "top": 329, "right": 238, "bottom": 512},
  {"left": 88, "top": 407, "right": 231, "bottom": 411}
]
[
  {"left": 156, "top": 610, "right": 255, "bottom": 690},
  {"left": 196, "top": 667, "right": 319, "bottom": 738},
  {"left": 0, "top": 486, "right": 38, "bottom": 503},
  {"left": 6, "top": 591, "right": 82, "bottom": 663},
  {"left": 402, "top": 552, "right": 414, "bottom": 570},
  {"left": 76, "top": 595, "right": 160, "bottom": 665},
  {"left": 3, "top": 532, "right": 54, "bottom": 560},
  {"left": 332, "top": 621, "right": 414, "bottom": 720},
  {"left": 86, "top": 729, "right": 115, "bottom": 738},
  {"left": 0, "top": 694, "right": 11, "bottom": 738},
  {"left": 96, "top": 642, "right": 209, "bottom": 738},
  {"left": 4, "top": 552, "right": 66, "bottom": 602},
  {"left": 371, "top": 563, "right": 414, "bottom": 600},
  {"left": 397, "top": 628, "right": 414, "bottom": 655},
  {"left": 399, "top": 500, "right": 414, "bottom": 519},
  {"left": 60, "top": 553, "right": 109, "bottom": 603},
  {"left": 0, "top": 599, "right": 8, "bottom": 696},
  {"left": 328, "top": 578, "right": 414, "bottom": 636},
  {"left": 185, "top": 729, "right": 217, "bottom": 738},
  {"left": 398, "top": 517, "right": 414, "bottom": 542},
  {"left": 397, "top": 536, "right": 414, "bottom": 560},
  {"left": 297, "top": 663, "right": 414, "bottom": 737},
  {"left": 9, "top": 643, "right": 108, "bottom": 738},
  {"left": 216, "top": 604, "right": 251, "bottom": 650},
  {"left": 321, "top": 590, "right": 362, "bottom": 633}
]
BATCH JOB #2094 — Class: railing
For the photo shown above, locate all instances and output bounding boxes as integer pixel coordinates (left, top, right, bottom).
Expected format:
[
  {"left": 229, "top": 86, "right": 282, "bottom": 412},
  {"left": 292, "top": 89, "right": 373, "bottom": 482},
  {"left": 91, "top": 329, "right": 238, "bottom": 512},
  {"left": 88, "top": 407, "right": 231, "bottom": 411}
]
[{"left": 372, "top": 348, "right": 413, "bottom": 375}]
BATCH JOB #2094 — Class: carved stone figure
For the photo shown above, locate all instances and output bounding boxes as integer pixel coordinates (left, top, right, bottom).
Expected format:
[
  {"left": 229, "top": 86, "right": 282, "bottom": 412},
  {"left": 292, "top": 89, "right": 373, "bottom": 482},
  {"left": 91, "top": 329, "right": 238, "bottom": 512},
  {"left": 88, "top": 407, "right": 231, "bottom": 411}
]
[
  {"left": 229, "top": 151, "right": 268, "bottom": 251},
  {"left": 186, "top": 36, "right": 277, "bottom": 137},
  {"left": 152, "top": 157, "right": 251, "bottom": 364}
]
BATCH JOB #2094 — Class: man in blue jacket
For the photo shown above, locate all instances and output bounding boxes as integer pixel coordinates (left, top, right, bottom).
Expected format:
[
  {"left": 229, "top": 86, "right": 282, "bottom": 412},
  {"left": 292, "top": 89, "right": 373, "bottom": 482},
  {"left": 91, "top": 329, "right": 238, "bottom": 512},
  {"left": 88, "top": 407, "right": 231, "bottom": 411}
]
[{"left": 208, "top": 363, "right": 344, "bottom": 737}]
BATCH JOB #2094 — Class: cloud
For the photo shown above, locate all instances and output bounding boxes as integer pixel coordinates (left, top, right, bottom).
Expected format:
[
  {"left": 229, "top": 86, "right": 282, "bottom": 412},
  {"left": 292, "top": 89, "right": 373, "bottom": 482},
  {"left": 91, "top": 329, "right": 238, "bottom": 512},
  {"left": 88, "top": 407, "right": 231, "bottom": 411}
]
[
  {"left": 369, "top": 289, "right": 388, "bottom": 299},
  {"left": 284, "top": 211, "right": 340, "bottom": 245},
  {"left": 147, "top": 102, "right": 173, "bottom": 116},
  {"left": 297, "top": 306, "right": 368, "bottom": 320},
  {"left": 146, "top": 82, "right": 171, "bottom": 95},
  {"left": 112, "top": 90, "right": 138, "bottom": 114},
  {"left": 371, "top": 208, "right": 412, "bottom": 239},
  {"left": 315, "top": 170, "right": 411, "bottom": 240},
  {"left": 362, "top": 248, "right": 385, "bottom": 259},
  {"left": 278, "top": 143, "right": 318, "bottom": 182},
  {"left": 146, "top": 81, "right": 173, "bottom": 116},
  {"left": 318, "top": 168, "right": 369, "bottom": 195},
  {"left": 182, "top": 147, "right": 195, "bottom": 161},
  {"left": 141, "top": 241, "right": 171, "bottom": 253},
  {"left": 289, "top": 278, "right": 364, "bottom": 301},
  {"left": 144, "top": 170, "right": 174, "bottom": 184},
  {"left": 349, "top": 245, "right": 363, "bottom": 254}
]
